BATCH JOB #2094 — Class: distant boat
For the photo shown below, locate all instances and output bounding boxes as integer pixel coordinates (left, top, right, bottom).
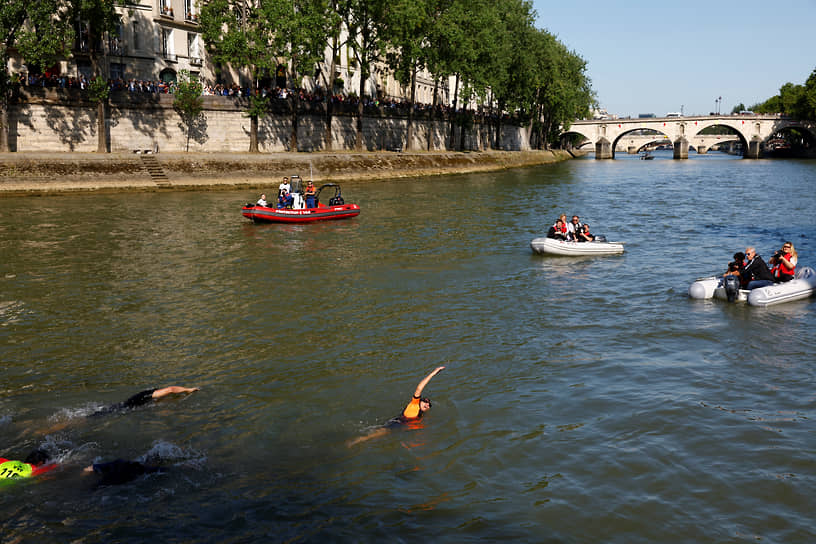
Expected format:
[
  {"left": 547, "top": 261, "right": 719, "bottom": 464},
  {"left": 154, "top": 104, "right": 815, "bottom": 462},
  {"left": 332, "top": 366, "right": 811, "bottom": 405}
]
[{"left": 640, "top": 151, "right": 654, "bottom": 160}]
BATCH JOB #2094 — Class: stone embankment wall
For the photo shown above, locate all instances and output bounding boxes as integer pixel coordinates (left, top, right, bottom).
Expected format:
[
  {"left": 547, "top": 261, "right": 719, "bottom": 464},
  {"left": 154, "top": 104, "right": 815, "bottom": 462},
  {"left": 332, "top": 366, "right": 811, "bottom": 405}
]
[{"left": 8, "top": 89, "right": 532, "bottom": 154}]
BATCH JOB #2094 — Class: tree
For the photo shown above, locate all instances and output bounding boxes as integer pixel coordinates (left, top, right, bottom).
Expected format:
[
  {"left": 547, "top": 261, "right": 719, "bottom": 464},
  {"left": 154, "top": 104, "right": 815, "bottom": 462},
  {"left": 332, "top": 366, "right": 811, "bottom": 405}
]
[
  {"left": 0, "top": 0, "right": 73, "bottom": 151},
  {"left": 341, "top": 0, "right": 388, "bottom": 150},
  {"left": 381, "top": 0, "right": 430, "bottom": 151},
  {"left": 424, "top": 0, "right": 500, "bottom": 150},
  {"left": 200, "top": 0, "right": 336, "bottom": 152},
  {"left": 199, "top": 0, "right": 274, "bottom": 153},
  {"left": 804, "top": 67, "right": 816, "bottom": 121},
  {"left": 70, "top": 0, "right": 120, "bottom": 152},
  {"left": 258, "top": 0, "right": 336, "bottom": 151},
  {"left": 173, "top": 69, "right": 204, "bottom": 152}
]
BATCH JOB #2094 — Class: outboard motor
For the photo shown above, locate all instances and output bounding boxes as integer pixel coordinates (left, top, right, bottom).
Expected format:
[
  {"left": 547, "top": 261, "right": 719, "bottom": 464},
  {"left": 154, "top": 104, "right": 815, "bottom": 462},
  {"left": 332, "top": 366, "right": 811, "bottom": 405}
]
[{"left": 724, "top": 274, "right": 740, "bottom": 302}]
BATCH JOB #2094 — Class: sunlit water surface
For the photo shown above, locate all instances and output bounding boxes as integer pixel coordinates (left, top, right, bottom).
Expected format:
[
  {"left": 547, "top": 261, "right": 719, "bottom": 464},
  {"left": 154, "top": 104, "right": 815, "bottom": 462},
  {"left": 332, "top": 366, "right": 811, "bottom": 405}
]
[{"left": 1, "top": 150, "right": 815, "bottom": 543}]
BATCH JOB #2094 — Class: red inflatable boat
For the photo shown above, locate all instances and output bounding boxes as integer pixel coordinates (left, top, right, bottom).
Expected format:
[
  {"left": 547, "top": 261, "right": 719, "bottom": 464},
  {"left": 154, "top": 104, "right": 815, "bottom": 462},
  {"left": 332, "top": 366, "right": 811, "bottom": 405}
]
[{"left": 242, "top": 179, "right": 360, "bottom": 224}]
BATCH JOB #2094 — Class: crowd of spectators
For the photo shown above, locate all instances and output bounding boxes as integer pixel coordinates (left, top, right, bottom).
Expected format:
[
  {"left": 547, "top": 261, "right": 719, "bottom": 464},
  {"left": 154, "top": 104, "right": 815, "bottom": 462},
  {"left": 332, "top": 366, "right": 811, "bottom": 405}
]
[{"left": 16, "top": 71, "right": 518, "bottom": 121}]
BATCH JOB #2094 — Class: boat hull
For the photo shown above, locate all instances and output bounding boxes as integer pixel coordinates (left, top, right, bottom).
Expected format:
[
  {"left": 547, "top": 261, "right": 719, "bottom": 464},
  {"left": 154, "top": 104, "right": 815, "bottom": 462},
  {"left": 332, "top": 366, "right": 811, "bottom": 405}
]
[
  {"left": 530, "top": 237, "right": 624, "bottom": 256},
  {"left": 689, "top": 267, "right": 816, "bottom": 307},
  {"left": 242, "top": 203, "right": 360, "bottom": 223}
]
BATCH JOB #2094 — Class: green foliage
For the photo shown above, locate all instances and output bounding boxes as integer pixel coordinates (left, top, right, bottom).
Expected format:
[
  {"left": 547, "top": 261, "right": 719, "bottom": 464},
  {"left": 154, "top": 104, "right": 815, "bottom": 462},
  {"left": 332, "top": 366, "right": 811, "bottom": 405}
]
[
  {"left": 173, "top": 70, "right": 204, "bottom": 152},
  {"left": 749, "top": 67, "right": 816, "bottom": 120},
  {"left": 245, "top": 93, "right": 269, "bottom": 119},
  {"left": 88, "top": 75, "right": 109, "bottom": 104}
]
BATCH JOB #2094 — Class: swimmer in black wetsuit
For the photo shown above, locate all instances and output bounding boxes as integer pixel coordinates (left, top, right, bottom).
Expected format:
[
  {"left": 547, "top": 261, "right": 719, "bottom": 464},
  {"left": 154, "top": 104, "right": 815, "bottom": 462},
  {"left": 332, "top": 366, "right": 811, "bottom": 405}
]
[
  {"left": 90, "top": 386, "right": 200, "bottom": 416},
  {"left": 347, "top": 366, "right": 445, "bottom": 447},
  {"left": 39, "top": 386, "right": 200, "bottom": 434},
  {"left": 83, "top": 459, "right": 167, "bottom": 486}
]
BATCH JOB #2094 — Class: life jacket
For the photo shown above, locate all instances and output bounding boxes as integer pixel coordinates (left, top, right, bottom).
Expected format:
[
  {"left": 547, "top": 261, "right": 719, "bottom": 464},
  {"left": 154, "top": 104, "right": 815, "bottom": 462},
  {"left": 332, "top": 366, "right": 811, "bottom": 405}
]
[{"left": 771, "top": 252, "right": 795, "bottom": 280}]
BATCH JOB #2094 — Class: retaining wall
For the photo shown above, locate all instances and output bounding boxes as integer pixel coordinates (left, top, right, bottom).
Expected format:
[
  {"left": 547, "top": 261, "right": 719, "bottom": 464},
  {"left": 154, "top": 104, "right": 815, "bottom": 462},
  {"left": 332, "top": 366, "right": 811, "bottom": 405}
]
[{"left": 8, "top": 89, "right": 532, "bottom": 153}]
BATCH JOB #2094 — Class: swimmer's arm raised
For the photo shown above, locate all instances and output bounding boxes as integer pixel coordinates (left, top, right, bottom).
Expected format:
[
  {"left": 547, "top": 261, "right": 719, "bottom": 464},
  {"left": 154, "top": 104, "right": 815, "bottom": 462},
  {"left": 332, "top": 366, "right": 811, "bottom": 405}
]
[{"left": 412, "top": 366, "right": 445, "bottom": 398}]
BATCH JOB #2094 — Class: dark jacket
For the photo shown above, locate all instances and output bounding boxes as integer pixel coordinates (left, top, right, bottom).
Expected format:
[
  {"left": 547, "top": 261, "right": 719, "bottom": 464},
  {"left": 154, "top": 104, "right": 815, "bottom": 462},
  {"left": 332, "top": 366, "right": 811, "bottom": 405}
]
[
  {"left": 743, "top": 255, "right": 774, "bottom": 282},
  {"left": 547, "top": 226, "right": 567, "bottom": 240}
]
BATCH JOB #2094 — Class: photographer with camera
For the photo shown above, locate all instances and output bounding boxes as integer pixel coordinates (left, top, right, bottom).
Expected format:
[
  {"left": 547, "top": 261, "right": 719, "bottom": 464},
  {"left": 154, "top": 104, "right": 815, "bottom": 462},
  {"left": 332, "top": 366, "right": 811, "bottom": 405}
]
[
  {"left": 769, "top": 242, "right": 797, "bottom": 283},
  {"left": 723, "top": 251, "right": 747, "bottom": 287}
]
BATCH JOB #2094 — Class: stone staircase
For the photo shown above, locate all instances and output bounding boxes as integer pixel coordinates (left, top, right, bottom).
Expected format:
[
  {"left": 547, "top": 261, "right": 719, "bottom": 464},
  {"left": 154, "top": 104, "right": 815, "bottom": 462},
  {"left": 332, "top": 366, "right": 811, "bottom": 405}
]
[{"left": 139, "top": 154, "right": 170, "bottom": 187}]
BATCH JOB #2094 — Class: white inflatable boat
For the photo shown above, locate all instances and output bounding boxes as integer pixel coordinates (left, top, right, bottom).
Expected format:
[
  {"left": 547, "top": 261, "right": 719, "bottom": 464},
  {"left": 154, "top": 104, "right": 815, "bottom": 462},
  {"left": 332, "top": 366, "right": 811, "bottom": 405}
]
[
  {"left": 688, "top": 266, "right": 816, "bottom": 307},
  {"left": 530, "top": 237, "right": 625, "bottom": 256}
]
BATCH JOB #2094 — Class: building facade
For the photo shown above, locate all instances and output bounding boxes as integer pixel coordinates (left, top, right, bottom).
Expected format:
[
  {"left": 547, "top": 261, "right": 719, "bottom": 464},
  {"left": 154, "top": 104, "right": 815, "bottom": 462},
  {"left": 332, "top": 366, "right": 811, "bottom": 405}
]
[{"left": 8, "top": 0, "right": 455, "bottom": 107}]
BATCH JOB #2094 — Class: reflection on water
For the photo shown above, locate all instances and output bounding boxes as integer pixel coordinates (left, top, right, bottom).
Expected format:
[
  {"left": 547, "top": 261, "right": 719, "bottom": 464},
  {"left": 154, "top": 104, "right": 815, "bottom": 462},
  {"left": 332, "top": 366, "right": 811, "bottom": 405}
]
[{"left": 1, "top": 153, "right": 815, "bottom": 542}]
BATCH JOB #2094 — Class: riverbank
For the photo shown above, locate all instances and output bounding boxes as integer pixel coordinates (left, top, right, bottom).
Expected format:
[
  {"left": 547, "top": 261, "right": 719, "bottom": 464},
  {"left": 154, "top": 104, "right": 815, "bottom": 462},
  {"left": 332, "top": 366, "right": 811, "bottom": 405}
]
[{"left": 0, "top": 149, "right": 575, "bottom": 197}]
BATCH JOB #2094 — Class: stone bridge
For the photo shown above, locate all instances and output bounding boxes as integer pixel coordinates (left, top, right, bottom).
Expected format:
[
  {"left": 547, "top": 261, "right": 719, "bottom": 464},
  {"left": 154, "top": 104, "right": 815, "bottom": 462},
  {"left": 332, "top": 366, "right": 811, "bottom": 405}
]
[{"left": 564, "top": 115, "right": 816, "bottom": 159}]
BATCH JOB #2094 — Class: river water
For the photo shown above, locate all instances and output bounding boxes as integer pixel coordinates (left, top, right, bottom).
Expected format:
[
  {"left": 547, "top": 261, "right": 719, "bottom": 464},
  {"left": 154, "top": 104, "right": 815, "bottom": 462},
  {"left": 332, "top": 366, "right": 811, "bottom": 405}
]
[{"left": 1, "top": 150, "right": 815, "bottom": 543}]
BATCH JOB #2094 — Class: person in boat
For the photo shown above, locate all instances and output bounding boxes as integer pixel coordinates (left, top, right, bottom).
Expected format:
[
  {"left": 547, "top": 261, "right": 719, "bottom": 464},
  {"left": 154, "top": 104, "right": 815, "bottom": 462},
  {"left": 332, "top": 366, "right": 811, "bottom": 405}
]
[
  {"left": 769, "top": 242, "right": 797, "bottom": 283},
  {"left": 256, "top": 194, "right": 268, "bottom": 207},
  {"left": 277, "top": 190, "right": 293, "bottom": 209},
  {"left": 347, "top": 366, "right": 445, "bottom": 447},
  {"left": 1, "top": 449, "right": 58, "bottom": 481},
  {"left": 575, "top": 223, "right": 595, "bottom": 242},
  {"left": 723, "top": 251, "right": 746, "bottom": 286},
  {"left": 304, "top": 180, "right": 317, "bottom": 208},
  {"left": 568, "top": 215, "right": 583, "bottom": 238},
  {"left": 547, "top": 218, "right": 569, "bottom": 241},
  {"left": 278, "top": 176, "right": 291, "bottom": 196},
  {"left": 743, "top": 247, "right": 775, "bottom": 289}
]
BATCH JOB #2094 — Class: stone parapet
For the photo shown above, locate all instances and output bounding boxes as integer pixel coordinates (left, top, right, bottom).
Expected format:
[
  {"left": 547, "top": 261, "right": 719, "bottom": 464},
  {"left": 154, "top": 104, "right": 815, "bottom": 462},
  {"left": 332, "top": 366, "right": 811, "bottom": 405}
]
[{"left": 8, "top": 88, "right": 530, "bottom": 154}]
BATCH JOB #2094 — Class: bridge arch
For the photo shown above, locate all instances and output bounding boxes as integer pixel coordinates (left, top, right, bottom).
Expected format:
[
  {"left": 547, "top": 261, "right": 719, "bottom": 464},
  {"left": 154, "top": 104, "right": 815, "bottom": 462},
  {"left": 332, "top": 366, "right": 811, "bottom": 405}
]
[{"left": 563, "top": 115, "right": 815, "bottom": 159}]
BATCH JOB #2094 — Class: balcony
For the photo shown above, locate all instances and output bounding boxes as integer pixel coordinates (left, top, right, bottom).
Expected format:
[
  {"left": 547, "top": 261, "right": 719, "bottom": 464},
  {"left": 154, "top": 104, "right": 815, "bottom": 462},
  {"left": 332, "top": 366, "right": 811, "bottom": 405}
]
[
  {"left": 160, "top": 6, "right": 175, "bottom": 19},
  {"left": 184, "top": 13, "right": 199, "bottom": 24},
  {"left": 162, "top": 52, "right": 177, "bottom": 62},
  {"left": 190, "top": 57, "right": 202, "bottom": 66}
]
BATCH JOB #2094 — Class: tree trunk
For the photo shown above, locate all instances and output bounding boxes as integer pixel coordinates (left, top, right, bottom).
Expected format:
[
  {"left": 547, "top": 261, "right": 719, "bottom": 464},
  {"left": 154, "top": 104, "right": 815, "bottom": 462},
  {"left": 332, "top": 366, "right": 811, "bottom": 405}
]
[
  {"left": 486, "top": 90, "right": 493, "bottom": 150},
  {"left": 427, "top": 78, "right": 438, "bottom": 151},
  {"left": 494, "top": 100, "right": 504, "bottom": 150},
  {"left": 448, "top": 73, "right": 459, "bottom": 150},
  {"left": 459, "top": 114, "right": 466, "bottom": 151},
  {"left": 0, "top": 98, "right": 9, "bottom": 152},
  {"left": 290, "top": 91, "right": 299, "bottom": 152},
  {"left": 96, "top": 100, "right": 107, "bottom": 153},
  {"left": 324, "top": 34, "right": 338, "bottom": 151},
  {"left": 355, "top": 71, "right": 364, "bottom": 151},
  {"left": 405, "top": 64, "right": 417, "bottom": 151},
  {"left": 249, "top": 113, "right": 259, "bottom": 152}
]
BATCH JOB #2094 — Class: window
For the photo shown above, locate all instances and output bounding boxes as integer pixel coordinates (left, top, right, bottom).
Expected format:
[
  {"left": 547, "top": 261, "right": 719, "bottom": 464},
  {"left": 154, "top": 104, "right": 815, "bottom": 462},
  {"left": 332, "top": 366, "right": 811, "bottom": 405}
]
[
  {"left": 109, "top": 23, "right": 124, "bottom": 55},
  {"left": 188, "top": 33, "right": 201, "bottom": 64},
  {"left": 110, "top": 62, "right": 125, "bottom": 81},
  {"left": 133, "top": 20, "right": 140, "bottom": 51},
  {"left": 162, "top": 28, "right": 176, "bottom": 61}
]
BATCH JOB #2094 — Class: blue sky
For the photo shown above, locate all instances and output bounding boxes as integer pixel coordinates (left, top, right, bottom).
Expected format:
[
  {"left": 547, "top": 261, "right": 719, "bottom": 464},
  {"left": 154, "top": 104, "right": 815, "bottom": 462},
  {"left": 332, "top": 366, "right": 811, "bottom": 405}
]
[{"left": 530, "top": 0, "right": 816, "bottom": 117}]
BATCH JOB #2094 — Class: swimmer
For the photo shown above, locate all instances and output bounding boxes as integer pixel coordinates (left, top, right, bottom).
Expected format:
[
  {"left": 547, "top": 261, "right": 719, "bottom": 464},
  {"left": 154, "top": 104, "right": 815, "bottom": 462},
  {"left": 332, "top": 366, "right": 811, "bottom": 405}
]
[
  {"left": 90, "top": 386, "right": 200, "bottom": 417},
  {"left": 83, "top": 459, "right": 166, "bottom": 486},
  {"left": 347, "top": 366, "right": 445, "bottom": 447},
  {"left": 0, "top": 449, "right": 57, "bottom": 481},
  {"left": 40, "top": 386, "right": 200, "bottom": 434}
]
